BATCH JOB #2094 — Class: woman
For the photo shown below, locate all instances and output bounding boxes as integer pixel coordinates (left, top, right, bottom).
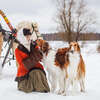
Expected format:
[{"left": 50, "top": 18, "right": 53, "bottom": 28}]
[
  {"left": 13, "top": 21, "right": 43, "bottom": 68},
  {"left": 15, "top": 28, "right": 50, "bottom": 93}
]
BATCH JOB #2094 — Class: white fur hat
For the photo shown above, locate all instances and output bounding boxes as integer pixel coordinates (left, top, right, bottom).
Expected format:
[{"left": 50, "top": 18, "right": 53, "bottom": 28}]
[
  {"left": 17, "top": 28, "right": 31, "bottom": 51},
  {"left": 16, "top": 21, "right": 43, "bottom": 41}
]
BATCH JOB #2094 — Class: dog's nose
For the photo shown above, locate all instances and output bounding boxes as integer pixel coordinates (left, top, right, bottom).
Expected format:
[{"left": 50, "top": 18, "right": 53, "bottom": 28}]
[{"left": 70, "top": 50, "right": 74, "bottom": 54}]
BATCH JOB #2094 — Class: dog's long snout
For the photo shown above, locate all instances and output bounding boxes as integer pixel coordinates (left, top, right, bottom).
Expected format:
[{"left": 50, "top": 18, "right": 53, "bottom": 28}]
[{"left": 70, "top": 46, "right": 74, "bottom": 53}]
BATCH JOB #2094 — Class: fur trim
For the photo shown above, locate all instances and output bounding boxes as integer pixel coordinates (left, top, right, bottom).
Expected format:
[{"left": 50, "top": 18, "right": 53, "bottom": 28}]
[
  {"left": 16, "top": 21, "right": 43, "bottom": 41},
  {"left": 17, "top": 29, "right": 31, "bottom": 51},
  {"left": 16, "top": 21, "right": 33, "bottom": 32}
]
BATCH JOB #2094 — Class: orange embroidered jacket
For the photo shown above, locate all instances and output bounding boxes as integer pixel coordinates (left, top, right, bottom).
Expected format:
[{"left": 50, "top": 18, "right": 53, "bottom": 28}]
[{"left": 15, "top": 45, "right": 44, "bottom": 78}]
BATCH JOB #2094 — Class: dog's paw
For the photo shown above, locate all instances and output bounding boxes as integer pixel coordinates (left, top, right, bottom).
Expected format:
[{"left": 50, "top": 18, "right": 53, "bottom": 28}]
[
  {"left": 62, "top": 92, "right": 66, "bottom": 96},
  {"left": 56, "top": 89, "right": 66, "bottom": 95}
]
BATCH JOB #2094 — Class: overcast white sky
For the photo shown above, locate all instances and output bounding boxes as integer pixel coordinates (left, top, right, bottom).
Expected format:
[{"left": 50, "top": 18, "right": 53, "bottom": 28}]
[{"left": 0, "top": 0, "right": 100, "bottom": 33}]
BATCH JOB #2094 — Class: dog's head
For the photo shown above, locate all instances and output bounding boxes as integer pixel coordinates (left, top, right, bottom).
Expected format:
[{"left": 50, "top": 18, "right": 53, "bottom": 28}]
[
  {"left": 55, "top": 47, "right": 69, "bottom": 69},
  {"left": 36, "top": 39, "right": 45, "bottom": 49},
  {"left": 36, "top": 39, "right": 50, "bottom": 55},
  {"left": 69, "top": 41, "right": 80, "bottom": 53}
]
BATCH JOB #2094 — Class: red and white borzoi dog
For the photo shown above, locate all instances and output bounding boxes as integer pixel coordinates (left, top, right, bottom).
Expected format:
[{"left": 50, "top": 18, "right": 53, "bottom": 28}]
[
  {"left": 36, "top": 39, "right": 85, "bottom": 95},
  {"left": 36, "top": 39, "right": 69, "bottom": 95},
  {"left": 65, "top": 41, "right": 85, "bottom": 94}
]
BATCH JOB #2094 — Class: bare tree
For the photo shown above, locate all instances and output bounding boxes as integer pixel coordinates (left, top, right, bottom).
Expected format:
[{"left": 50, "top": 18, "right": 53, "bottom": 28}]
[{"left": 55, "top": 0, "right": 96, "bottom": 43}]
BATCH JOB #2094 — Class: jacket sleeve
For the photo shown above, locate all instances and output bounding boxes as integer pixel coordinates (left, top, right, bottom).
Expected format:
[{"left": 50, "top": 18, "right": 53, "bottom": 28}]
[
  {"left": 15, "top": 48, "right": 26, "bottom": 66},
  {"left": 22, "top": 47, "right": 43, "bottom": 70},
  {"left": 15, "top": 48, "right": 35, "bottom": 71}
]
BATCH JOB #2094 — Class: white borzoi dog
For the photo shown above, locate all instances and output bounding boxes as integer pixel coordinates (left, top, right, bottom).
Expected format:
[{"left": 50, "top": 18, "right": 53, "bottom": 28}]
[
  {"left": 36, "top": 39, "right": 69, "bottom": 95},
  {"left": 65, "top": 41, "right": 85, "bottom": 94}
]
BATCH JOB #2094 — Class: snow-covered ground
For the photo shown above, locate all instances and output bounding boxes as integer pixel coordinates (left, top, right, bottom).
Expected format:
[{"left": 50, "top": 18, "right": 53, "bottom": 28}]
[{"left": 0, "top": 41, "right": 100, "bottom": 100}]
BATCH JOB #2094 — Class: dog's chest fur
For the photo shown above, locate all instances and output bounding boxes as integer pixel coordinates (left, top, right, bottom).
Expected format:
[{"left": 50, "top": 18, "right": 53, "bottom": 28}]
[
  {"left": 67, "top": 52, "right": 80, "bottom": 79},
  {"left": 43, "top": 49, "right": 57, "bottom": 69}
]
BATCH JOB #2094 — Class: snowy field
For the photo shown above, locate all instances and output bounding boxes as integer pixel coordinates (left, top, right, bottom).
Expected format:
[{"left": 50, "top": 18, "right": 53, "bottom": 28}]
[{"left": 0, "top": 41, "right": 100, "bottom": 100}]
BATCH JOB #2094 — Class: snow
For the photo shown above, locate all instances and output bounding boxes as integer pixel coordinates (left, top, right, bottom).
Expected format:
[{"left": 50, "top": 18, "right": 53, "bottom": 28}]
[{"left": 0, "top": 41, "right": 100, "bottom": 100}]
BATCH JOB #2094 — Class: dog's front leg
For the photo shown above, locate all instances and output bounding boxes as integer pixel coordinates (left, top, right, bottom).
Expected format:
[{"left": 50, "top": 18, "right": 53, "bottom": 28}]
[
  {"left": 50, "top": 75, "right": 57, "bottom": 93},
  {"left": 64, "top": 78, "right": 70, "bottom": 96},
  {"left": 71, "top": 79, "right": 79, "bottom": 95},
  {"left": 57, "top": 76, "right": 66, "bottom": 95},
  {"left": 79, "top": 78, "right": 85, "bottom": 92}
]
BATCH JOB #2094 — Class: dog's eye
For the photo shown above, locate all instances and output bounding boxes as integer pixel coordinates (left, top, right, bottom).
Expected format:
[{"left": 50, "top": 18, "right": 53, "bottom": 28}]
[{"left": 74, "top": 44, "right": 77, "bottom": 46}]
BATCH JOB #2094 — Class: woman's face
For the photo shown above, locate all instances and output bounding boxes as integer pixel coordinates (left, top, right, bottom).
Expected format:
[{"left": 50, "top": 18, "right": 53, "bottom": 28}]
[{"left": 25, "top": 35, "right": 31, "bottom": 42}]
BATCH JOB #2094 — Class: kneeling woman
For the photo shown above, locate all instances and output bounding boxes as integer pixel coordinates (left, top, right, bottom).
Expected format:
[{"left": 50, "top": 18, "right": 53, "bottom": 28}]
[{"left": 15, "top": 28, "right": 50, "bottom": 93}]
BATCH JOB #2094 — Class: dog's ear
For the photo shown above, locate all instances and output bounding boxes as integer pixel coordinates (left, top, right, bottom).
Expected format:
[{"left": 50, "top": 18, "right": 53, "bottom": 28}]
[
  {"left": 36, "top": 39, "right": 44, "bottom": 49},
  {"left": 77, "top": 43, "right": 80, "bottom": 52},
  {"left": 42, "top": 42, "right": 49, "bottom": 52},
  {"left": 69, "top": 42, "right": 72, "bottom": 50}
]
